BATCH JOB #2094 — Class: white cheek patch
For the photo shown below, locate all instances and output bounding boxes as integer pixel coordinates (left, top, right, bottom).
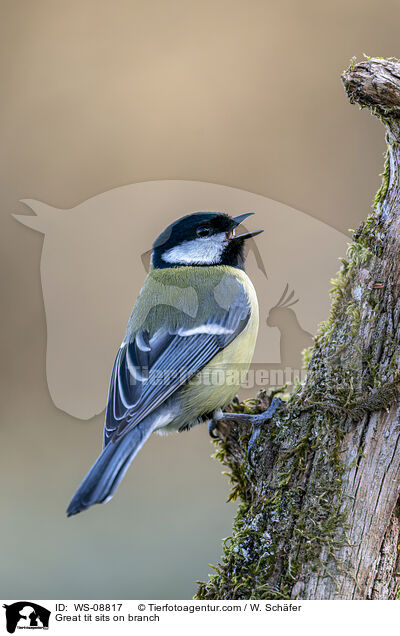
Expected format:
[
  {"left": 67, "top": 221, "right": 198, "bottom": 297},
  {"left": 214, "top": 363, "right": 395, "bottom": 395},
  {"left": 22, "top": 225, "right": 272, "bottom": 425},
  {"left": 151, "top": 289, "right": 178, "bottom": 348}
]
[{"left": 161, "top": 233, "right": 227, "bottom": 265}]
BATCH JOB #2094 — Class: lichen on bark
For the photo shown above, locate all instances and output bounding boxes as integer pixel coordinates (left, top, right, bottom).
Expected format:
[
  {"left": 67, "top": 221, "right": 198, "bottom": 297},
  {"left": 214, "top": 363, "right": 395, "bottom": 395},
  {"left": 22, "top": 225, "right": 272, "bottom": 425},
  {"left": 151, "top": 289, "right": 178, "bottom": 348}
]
[{"left": 196, "top": 57, "right": 400, "bottom": 601}]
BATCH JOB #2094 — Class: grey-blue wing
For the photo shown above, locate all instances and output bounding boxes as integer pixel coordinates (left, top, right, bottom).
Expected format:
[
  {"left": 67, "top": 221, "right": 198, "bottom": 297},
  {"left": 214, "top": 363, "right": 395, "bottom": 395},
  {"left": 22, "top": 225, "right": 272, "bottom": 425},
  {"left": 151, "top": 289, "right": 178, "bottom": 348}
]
[{"left": 104, "top": 284, "right": 250, "bottom": 446}]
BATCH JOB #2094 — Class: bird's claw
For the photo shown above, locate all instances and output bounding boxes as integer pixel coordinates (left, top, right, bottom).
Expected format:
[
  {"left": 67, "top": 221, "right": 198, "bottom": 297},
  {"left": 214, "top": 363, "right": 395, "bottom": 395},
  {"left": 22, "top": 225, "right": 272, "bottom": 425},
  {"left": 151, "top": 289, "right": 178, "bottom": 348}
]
[
  {"left": 208, "top": 419, "right": 220, "bottom": 439},
  {"left": 247, "top": 396, "right": 283, "bottom": 465},
  {"left": 247, "top": 425, "right": 261, "bottom": 466},
  {"left": 208, "top": 396, "right": 284, "bottom": 464}
]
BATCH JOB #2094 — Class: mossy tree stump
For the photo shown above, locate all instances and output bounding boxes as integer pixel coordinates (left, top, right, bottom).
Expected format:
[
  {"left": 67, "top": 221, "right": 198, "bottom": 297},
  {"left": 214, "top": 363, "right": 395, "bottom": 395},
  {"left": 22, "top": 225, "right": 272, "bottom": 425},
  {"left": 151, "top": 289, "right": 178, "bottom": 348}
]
[{"left": 196, "top": 57, "right": 400, "bottom": 600}]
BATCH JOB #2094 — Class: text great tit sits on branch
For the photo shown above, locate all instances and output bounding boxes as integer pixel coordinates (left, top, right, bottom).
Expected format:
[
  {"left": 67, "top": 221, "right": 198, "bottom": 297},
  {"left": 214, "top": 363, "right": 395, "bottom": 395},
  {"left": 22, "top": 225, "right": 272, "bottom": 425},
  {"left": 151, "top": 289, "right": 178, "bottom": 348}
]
[{"left": 67, "top": 211, "right": 281, "bottom": 517}]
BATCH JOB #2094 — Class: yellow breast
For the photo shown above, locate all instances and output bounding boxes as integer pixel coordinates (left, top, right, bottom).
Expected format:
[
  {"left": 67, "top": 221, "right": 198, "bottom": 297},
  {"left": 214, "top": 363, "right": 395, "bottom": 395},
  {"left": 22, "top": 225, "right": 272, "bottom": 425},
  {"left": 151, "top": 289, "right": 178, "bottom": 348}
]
[{"left": 178, "top": 267, "right": 259, "bottom": 420}]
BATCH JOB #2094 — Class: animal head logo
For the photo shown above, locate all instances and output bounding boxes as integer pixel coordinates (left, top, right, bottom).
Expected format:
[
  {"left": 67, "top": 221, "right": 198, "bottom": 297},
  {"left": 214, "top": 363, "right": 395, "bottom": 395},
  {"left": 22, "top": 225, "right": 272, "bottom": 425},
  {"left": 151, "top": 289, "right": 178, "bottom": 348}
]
[
  {"left": 13, "top": 180, "right": 348, "bottom": 419},
  {"left": 266, "top": 283, "right": 300, "bottom": 324},
  {"left": 3, "top": 602, "right": 50, "bottom": 633},
  {"left": 266, "top": 283, "right": 314, "bottom": 371}
]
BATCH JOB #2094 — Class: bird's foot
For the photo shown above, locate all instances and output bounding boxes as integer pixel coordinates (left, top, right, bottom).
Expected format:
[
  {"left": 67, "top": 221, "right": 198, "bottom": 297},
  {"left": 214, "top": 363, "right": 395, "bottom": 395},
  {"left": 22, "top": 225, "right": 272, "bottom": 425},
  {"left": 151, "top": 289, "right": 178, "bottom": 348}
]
[
  {"left": 213, "top": 396, "right": 283, "bottom": 464},
  {"left": 208, "top": 418, "right": 220, "bottom": 439}
]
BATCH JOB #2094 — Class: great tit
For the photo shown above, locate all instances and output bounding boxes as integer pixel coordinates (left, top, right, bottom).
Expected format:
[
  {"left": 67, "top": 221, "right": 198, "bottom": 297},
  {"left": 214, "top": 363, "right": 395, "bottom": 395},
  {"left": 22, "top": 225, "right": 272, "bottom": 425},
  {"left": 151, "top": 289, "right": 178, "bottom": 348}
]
[{"left": 67, "top": 211, "right": 265, "bottom": 516}]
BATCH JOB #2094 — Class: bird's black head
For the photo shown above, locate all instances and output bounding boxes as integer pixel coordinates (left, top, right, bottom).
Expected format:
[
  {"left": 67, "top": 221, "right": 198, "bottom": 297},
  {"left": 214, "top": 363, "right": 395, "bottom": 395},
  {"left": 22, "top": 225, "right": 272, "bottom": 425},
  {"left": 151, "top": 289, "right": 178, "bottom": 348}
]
[{"left": 152, "top": 211, "right": 263, "bottom": 270}]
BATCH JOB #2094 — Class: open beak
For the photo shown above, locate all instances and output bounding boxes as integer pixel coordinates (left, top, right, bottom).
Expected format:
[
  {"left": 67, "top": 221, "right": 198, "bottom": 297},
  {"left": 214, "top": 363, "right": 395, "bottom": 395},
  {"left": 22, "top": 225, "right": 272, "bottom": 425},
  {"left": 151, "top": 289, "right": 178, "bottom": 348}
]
[{"left": 230, "top": 213, "right": 264, "bottom": 240}]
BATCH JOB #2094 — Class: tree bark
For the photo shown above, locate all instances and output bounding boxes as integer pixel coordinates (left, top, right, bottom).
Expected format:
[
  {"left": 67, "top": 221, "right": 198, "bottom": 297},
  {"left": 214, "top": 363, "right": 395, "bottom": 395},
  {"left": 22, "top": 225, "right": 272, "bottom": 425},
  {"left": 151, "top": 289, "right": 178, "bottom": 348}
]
[{"left": 196, "top": 57, "right": 400, "bottom": 601}]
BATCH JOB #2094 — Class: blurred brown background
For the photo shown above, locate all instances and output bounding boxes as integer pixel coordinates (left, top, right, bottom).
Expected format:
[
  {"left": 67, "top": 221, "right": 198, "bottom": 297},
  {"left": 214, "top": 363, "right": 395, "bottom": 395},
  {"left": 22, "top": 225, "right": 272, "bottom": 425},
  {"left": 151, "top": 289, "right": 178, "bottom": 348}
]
[{"left": 0, "top": 0, "right": 396, "bottom": 599}]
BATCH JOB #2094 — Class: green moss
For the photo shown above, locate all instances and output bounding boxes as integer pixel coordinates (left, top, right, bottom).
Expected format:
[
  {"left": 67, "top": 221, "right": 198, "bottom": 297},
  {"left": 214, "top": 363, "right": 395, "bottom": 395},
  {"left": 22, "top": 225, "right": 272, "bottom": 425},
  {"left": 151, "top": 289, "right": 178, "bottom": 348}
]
[
  {"left": 374, "top": 151, "right": 390, "bottom": 209},
  {"left": 302, "top": 346, "right": 313, "bottom": 369},
  {"left": 314, "top": 234, "right": 377, "bottom": 346},
  {"left": 346, "top": 302, "right": 361, "bottom": 335},
  {"left": 195, "top": 395, "right": 351, "bottom": 600}
]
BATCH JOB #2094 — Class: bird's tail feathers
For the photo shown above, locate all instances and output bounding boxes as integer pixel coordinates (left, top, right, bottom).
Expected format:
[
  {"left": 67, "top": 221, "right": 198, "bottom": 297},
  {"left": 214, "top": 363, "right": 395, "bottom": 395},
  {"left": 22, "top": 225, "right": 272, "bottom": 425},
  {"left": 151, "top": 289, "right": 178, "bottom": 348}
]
[{"left": 66, "top": 418, "right": 155, "bottom": 517}]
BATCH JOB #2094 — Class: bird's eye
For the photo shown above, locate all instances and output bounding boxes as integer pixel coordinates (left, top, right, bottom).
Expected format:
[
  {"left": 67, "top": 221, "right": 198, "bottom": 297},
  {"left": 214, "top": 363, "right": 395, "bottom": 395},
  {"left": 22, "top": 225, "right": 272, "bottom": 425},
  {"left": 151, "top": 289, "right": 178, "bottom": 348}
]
[{"left": 196, "top": 227, "right": 211, "bottom": 238}]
